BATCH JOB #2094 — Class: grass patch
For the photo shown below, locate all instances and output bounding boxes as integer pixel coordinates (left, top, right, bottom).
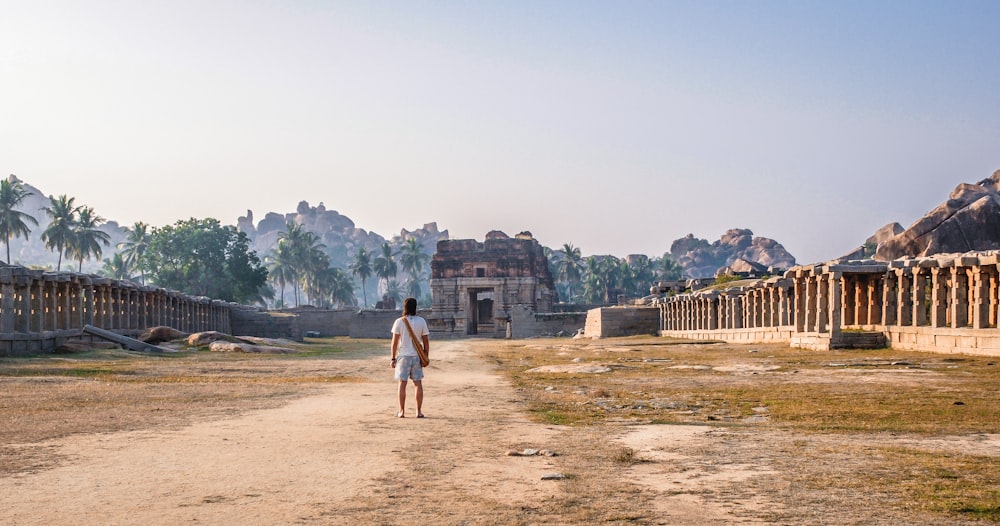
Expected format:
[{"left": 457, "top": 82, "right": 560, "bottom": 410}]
[
  {"left": 483, "top": 336, "right": 1000, "bottom": 523},
  {"left": 0, "top": 337, "right": 389, "bottom": 452},
  {"left": 490, "top": 337, "right": 1000, "bottom": 433}
]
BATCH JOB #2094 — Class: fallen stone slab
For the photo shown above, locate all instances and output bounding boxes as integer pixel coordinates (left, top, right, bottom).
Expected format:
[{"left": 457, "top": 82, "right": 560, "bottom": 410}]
[
  {"left": 525, "top": 364, "right": 612, "bottom": 374},
  {"left": 209, "top": 341, "right": 298, "bottom": 354},
  {"left": 187, "top": 331, "right": 244, "bottom": 347}
]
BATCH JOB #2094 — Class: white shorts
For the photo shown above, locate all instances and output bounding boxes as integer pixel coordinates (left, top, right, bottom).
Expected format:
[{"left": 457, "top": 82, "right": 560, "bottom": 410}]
[{"left": 394, "top": 355, "right": 424, "bottom": 381}]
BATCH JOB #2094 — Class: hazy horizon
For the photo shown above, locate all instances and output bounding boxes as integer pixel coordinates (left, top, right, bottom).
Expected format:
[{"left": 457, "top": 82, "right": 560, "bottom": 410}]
[{"left": 2, "top": 1, "right": 998, "bottom": 265}]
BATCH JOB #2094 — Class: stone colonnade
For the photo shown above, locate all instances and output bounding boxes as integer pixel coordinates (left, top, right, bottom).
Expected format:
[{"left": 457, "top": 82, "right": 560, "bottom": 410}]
[
  {"left": 0, "top": 266, "right": 234, "bottom": 353},
  {"left": 658, "top": 252, "right": 1000, "bottom": 354},
  {"left": 660, "top": 277, "right": 795, "bottom": 332}
]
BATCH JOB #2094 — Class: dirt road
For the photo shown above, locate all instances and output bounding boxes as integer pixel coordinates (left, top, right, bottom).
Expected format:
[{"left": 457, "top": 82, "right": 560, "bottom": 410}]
[
  {"left": 2, "top": 341, "right": 576, "bottom": 525},
  {"left": 5, "top": 339, "right": 991, "bottom": 525}
]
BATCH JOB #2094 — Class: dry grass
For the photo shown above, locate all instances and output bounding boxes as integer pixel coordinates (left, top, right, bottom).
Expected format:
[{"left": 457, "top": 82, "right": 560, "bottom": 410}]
[
  {"left": 483, "top": 336, "right": 1000, "bottom": 523},
  {"left": 3, "top": 335, "right": 999, "bottom": 523},
  {"left": 0, "top": 338, "right": 383, "bottom": 474}
]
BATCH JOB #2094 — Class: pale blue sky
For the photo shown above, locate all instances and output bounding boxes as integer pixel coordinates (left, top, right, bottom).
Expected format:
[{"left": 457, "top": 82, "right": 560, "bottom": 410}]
[{"left": 1, "top": 1, "right": 998, "bottom": 264}]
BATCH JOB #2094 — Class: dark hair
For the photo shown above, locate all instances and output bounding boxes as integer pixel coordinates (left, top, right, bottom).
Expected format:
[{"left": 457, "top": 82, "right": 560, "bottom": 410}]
[{"left": 403, "top": 297, "right": 417, "bottom": 316}]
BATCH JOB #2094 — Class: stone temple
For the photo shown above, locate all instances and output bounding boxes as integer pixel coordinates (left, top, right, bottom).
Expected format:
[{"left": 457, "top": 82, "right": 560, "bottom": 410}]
[{"left": 428, "top": 231, "right": 556, "bottom": 336}]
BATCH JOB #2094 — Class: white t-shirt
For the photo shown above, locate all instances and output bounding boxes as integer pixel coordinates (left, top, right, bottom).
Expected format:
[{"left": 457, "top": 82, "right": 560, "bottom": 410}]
[{"left": 391, "top": 316, "right": 429, "bottom": 357}]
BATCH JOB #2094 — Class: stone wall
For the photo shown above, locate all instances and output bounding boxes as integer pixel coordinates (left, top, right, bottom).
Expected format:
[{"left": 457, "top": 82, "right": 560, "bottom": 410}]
[
  {"left": 584, "top": 307, "right": 660, "bottom": 338},
  {"left": 230, "top": 308, "right": 302, "bottom": 341},
  {"left": 350, "top": 309, "right": 431, "bottom": 339},
  {"left": 510, "top": 305, "right": 587, "bottom": 338},
  {"left": 0, "top": 266, "right": 236, "bottom": 356},
  {"left": 654, "top": 252, "right": 1000, "bottom": 356}
]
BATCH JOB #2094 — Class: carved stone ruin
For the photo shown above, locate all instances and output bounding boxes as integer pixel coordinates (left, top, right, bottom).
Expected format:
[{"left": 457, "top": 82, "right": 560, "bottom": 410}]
[{"left": 429, "top": 231, "right": 556, "bottom": 336}]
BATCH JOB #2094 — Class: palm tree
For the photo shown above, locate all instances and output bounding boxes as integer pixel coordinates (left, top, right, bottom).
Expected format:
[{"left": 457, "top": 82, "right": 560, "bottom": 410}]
[
  {"left": 265, "top": 242, "right": 297, "bottom": 308},
  {"left": 41, "top": 194, "right": 78, "bottom": 271},
  {"left": 657, "top": 252, "right": 684, "bottom": 280},
  {"left": 276, "top": 222, "right": 326, "bottom": 306},
  {"left": 399, "top": 237, "right": 429, "bottom": 283},
  {"left": 117, "top": 221, "right": 150, "bottom": 284},
  {"left": 406, "top": 269, "right": 429, "bottom": 302},
  {"left": 299, "top": 249, "right": 332, "bottom": 307},
  {"left": 581, "top": 256, "right": 605, "bottom": 304},
  {"left": 329, "top": 267, "right": 358, "bottom": 308},
  {"left": 350, "top": 246, "right": 373, "bottom": 308},
  {"left": 100, "top": 253, "right": 131, "bottom": 280},
  {"left": 0, "top": 178, "right": 38, "bottom": 264},
  {"left": 68, "top": 206, "right": 111, "bottom": 272},
  {"left": 383, "top": 279, "right": 404, "bottom": 306},
  {"left": 372, "top": 241, "right": 397, "bottom": 293},
  {"left": 557, "top": 243, "right": 583, "bottom": 303}
]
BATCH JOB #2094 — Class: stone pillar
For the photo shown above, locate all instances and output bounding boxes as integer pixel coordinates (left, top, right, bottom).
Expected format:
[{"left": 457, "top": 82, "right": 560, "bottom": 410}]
[
  {"left": 951, "top": 266, "right": 969, "bottom": 328},
  {"left": 842, "top": 275, "right": 857, "bottom": 326},
  {"left": 868, "top": 277, "right": 882, "bottom": 325},
  {"left": 895, "top": 269, "right": 912, "bottom": 327},
  {"left": 828, "top": 272, "right": 842, "bottom": 336},
  {"left": 806, "top": 276, "right": 818, "bottom": 331},
  {"left": 930, "top": 267, "right": 948, "bottom": 328},
  {"left": 882, "top": 271, "right": 897, "bottom": 326},
  {"left": 989, "top": 265, "right": 1000, "bottom": 328},
  {"left": 778, "top": 286, "right": 789, "bottom": 327},
  {"left": 46, "top": 280, "right": 57, "bottom": 331},
  {"left": 912, "top": 268, "right": 928, "bottom": 327},
  {"left": 815, "top": 275, "right": 828, "bottom": 333},
  {"left": 30, "top": 278, "right": 42, "bottom": 333},
  {"left": 856, "top": 276, "right": 870, "bottom": 326},
  {"left": 58, "top": 281, "right": 69, "bottom": 330},
  {"left": 1, "top": 275, "right": 15, "bottom": 333},
  {"left": 972, "top": 266, "right": 989, "bottom": 329}
]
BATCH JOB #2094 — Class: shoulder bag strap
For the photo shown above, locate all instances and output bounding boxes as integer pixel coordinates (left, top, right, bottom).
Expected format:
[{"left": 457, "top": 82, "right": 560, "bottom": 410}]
[{"left": 401, "top": 316, "right": 429, "bottom": 366}]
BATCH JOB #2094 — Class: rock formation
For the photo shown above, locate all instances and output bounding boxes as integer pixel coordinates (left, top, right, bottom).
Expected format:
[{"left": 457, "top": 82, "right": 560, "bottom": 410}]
[
  {"left": 239, "top": 201, "right": 448, "bottom": 285},
  {"left": 670, "top": 228, "right": 796, "bottom": 279},
  {"left": 875, "top": 170, "right": 1000, "bottom": 260},
  {"left": 840, "top": 222, "right": 904, "bottom": 260}
]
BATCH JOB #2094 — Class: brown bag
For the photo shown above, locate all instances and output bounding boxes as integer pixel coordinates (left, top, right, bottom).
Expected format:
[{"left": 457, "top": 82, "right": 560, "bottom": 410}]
[{"left": 401, "top": 316, "right": 430, "bottom": 367}]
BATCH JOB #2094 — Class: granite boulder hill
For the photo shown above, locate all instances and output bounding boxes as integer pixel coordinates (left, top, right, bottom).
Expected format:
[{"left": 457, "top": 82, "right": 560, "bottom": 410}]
[
  {"left": 875, "top": 170, "right": 1000, "bottom": 260},
  {"left": 238, "top": 201, "right": 447, "bottom": 276},
  {"left": 670, "top": 228, "right": 797, "bottom": 279}
]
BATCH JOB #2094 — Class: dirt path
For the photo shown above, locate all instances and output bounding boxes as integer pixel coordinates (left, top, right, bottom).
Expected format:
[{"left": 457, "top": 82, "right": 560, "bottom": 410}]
[
  {"left": 5, "top": 340, "right": 988, "bottom": 525},
  {"left": 1, "top": 341, "right": 569, "bottom": 525}
]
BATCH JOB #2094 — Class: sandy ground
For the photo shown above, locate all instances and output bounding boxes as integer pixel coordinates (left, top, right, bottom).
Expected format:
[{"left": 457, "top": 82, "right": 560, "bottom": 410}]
[
  {"left": 2, "top": 340, "right": 995, "bottom": 525},
  {"left": 1, "top": 341, "right": 568, "bottom": 525}
]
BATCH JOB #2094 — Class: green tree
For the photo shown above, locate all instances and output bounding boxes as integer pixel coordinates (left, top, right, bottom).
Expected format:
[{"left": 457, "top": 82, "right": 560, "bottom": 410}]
[
  {"left": 623, "top": 255, "right": 655, "bottom": 298},
  {"left": 372, "top": 241, "right": 397, "bottom": 293},
  {"left": 144, "top": 218, "right": 268, "bottom": 304},
  {"left": 350, "top": 246, "right": 373, "bottom": 308},
  {"left": 67, "top": 206, "right": 111, "bottom": 272},
  {"left": 100, "top": 253, "right": 131, "bottom": 280},
  {"left": 383, "top": 279, "right": 404, "bottom": 306},
  {"left": 276, "top": 222, "right": 326, "bottom": 306},
  {"left": 0, "top": 178, "right": 38, "bottom": 264},
  {"left": 398, "top": 237, "right": 429, "bottom": 301},
  {"left": 557, "top": 243, "right": 583, "bottom": 303},
  {"left": 41, "top": 194, "right": 78, "bottom": 271},
  {"left": 656, "top": 252, "right": 684, "bottom": 281},
  {"left": 265, "top": 242, "right": 297, "bottom": 308},
  {"left": 329, "top": 267, "right": 358, "bottom": 308},
  {"left": 117, "top": 221, "right": 150, "bottom": 284}
]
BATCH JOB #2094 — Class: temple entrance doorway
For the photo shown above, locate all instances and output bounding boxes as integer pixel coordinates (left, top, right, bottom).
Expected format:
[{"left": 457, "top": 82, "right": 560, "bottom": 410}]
[{"left": 468, "top": 288, "right": 495, "bottom": 335}]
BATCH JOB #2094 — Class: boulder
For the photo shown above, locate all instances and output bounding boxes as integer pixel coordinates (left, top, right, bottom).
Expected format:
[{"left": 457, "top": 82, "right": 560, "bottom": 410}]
[
  {"left": 671, "top": 229, "right": 796, "bottom": 279},
  {"left": 139, "top": 326, "right": 189, "bottom": 344},
  {"left": 209, "top": 341, "right": 297, "bottom": 354},
  {"left": 876, "top": 170, "right": 1000, "bottom": 260},
  {"left": 186, "top": 331, "right": 241, "bottom": 346}
]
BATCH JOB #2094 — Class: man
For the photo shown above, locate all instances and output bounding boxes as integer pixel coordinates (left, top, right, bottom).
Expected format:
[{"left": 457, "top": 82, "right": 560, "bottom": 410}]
[{"left": 390, "top": 297, "right": 429, "bottom": 418}]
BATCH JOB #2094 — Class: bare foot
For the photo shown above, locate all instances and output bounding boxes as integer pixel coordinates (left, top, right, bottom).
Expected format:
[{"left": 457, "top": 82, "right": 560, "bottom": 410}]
[{"left": 396, "top": 411, "right": 405, "bottom": 418}]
